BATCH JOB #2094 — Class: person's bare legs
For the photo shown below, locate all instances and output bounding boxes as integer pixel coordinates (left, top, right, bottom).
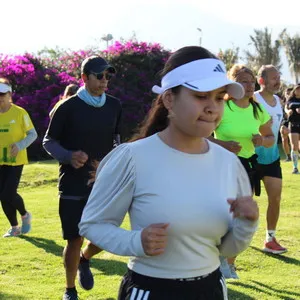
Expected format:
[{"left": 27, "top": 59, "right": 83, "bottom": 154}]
[
  {"left": 262, "top": 176, "right": 287, "bottom": 253},
  {"left": 280, "top": 125, "right": 290, "bottom": 161},
  {"left": 64, "top": 237, "right": 84, "bottom": 288},
  {"left": 289, "top": 132, "right": 300, "bottom": 173},
  {"left": 262, "top": 176, "right": 281, "bottom": 231},
  {"left": 82, "top": 241, "right": 102, "bottom": 259},
  {"left": 74, "top": 241, "right": 103, "bottom": 291}
]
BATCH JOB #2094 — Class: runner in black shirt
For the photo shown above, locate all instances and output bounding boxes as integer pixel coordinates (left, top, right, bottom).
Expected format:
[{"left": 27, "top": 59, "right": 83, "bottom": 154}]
[
  {"left": 286, "top": 84, "right": 300, "bottom": 173},
  {"left": 280, "top": 86, "right": 293, "bottom": 161},
  {"left": 43, "top": 56, "right": 122, "bottom": 300}
]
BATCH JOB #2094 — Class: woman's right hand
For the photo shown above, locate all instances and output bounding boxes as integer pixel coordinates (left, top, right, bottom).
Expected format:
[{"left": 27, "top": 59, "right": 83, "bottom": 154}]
[
  {"left": 141, "top": 223, "right": 169, "bottom": 256},
  {"left": 71, "top": 150, "right": 88, "bottom": 169},
  {"left": 222, "top": 141, "right": 242, "bottom": 154},
  {"left": 10, "top": 144, "right": 19, "bottom": 157},
  {"left": 227, "top": 196, "right": 259, "bottom": 222}
]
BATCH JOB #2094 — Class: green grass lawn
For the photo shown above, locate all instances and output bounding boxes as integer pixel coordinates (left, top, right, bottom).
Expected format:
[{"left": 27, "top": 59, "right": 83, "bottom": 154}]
[{"left": 0, "top": 159, "right": 300, "bottom": 300}]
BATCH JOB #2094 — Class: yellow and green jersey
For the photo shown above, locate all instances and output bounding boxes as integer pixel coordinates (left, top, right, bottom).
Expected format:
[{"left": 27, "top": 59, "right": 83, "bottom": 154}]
[{"left": 0, "top": 104, "right": 34, "bottom": 165}]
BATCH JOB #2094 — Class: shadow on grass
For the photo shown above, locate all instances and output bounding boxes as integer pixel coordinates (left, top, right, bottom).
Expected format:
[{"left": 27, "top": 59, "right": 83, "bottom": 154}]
[
  {"left": 251, "top": 280, "right": 300, "bottom": 299},
  {"left": 20, "top": 236, "right": 127, "bottom": 276},
  {"left": 250, "top": 246, "right": 300, "bottom": 265},
  {"left": 0, "top": 292, "right": 27, "bottom": 299},
  {"left": 91, "top": 257, "right": 127, "bottom": 276},
  {"left": 20, "top": 236, "right": 64, "bottom": 257},
  {"left": 230, "top": 281, "right": 300, "bottom": 300},
  {"left": 227, "top": 287, "right": 255, "bottom": 299}
]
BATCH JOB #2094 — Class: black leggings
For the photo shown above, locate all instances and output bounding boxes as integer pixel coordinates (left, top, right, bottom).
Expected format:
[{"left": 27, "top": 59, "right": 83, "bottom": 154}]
[{"left": 0, "top": 165, "right": 26, "bottom": 226}]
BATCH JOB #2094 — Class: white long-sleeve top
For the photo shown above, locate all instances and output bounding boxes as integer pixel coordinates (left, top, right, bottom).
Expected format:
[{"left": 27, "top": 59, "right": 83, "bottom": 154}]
[{"left": 79, "top": 134, "right": 258, "bottom": 279}]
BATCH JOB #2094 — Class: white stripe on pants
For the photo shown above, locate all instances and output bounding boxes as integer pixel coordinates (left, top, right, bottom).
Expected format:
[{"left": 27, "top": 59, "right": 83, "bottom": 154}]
[
  {"left": 220, "top": 276, "right": 228, "bottom": 300},
  {"left": 130, "top": 287, "right": 150, "bottom": 300}
]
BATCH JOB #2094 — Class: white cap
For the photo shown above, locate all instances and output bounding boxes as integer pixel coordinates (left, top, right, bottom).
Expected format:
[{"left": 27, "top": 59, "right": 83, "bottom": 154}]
[
  {"left": 152, "top": 58, "right": 245, "bottom": 99},
  {"left": 0, "top": 83, "right": 12, "bottom": 93}
]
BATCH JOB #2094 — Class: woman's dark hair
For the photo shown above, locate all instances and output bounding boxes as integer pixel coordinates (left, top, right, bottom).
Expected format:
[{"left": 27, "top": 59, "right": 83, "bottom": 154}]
[
  {"left": 284, "top": 86, "right": 294, "bottom": 101},
  {"left": 287, "top": 84, "right": 300, "bottom": 101},
  {"left": 130, "top": 46, "right": 217, "bottom": 141},
  {"left": 63, "top": 84, "right": 79, "bottom": 99},
  {"left": 227, "top": 64, "right": 262, "bottom": 120}
]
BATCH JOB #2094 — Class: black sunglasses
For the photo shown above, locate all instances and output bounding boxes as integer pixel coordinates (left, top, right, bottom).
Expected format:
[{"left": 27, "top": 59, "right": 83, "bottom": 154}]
[
  {"left": 90, "top": 72, "right": 114, "bottom": 81},
  {"left": 0, "top": 92, "right": 8, "bottom": 96}
]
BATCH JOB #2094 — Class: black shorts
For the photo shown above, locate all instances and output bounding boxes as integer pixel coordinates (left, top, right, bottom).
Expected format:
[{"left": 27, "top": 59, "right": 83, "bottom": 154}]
[
  {"left": 258, "top": 159, "right": 282, "bottom": 179},
  {"left": 289, "top": 123, "right": 300, "bottom": 134},
  {"left": 59, "top": 197, "right": 88, "bottom": 240},
  {"left": 118, "top": 268, "right": 227, "bottom": 300}
]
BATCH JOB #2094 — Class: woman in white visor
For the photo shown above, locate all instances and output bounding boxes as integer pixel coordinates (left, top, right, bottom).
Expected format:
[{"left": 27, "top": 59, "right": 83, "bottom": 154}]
[{"left": 79, "top": 46, "right": 259, "bottom": 300}]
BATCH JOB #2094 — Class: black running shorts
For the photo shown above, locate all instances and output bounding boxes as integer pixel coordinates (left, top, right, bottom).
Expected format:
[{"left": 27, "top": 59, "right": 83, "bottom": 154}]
[
  {"left": 289, "top": 122, "right": 300, "bottom": 134},
  {"left": 118, "top": 268, "right": 227, "bottom": 300},
  {"left": 59, "top": 197, "right": 88, "bottom": 240},
  {"left": 258, "top": 159, "right": 282, "bottom": 179}
]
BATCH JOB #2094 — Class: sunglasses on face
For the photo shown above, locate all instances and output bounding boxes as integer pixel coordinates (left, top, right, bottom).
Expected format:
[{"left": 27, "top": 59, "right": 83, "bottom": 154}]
[
  {"left": 0, "top": 92, "right": 7, "bottom": 96},
  {"left": 90, "top": 72, "right": 114, "bottom": 81}
]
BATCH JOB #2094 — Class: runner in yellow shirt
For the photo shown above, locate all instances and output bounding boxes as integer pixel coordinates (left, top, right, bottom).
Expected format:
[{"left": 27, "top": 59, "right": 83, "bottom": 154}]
[{"left": 0, "top": 78, "right": 37, "bottom": 237}]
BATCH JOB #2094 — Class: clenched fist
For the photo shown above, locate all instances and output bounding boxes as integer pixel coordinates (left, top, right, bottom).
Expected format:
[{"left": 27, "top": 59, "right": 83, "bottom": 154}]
[
  {"left": 252, "top": 134, "right": 263, "bottom": 147},
  {"left": 227, "top": 196, "right": 259, "bottom": 221},
  {"left": 10, "top": 144, "right": 19, "bottom": 157},
  {"left": 71, "top": 150, "right": 88, "bottom": 169},
  {"left": 141, "top": 223, "right": 169, "bottom": 256}
]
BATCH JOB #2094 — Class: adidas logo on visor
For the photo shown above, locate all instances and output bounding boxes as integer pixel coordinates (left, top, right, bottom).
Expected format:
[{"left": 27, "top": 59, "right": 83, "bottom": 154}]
[
  {"left": 213, "top": 64, "right": 225, "bottom": 73},
  {"left": 184, "top": 82, "right": 198, "bottom": 89}
]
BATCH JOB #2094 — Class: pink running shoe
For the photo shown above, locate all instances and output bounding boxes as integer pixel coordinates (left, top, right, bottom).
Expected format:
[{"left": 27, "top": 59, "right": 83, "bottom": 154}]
[{"left": 263, "top": 238, "right": 287, "bottom": 254}]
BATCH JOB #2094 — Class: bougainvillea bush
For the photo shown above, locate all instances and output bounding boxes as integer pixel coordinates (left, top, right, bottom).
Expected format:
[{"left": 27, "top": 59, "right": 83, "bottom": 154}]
[
  {"left": 0, "top": 41, "right": 170, "bottom": 159},
  {"left": 105, "top": 41, "right": 170, "bottom": 138}
]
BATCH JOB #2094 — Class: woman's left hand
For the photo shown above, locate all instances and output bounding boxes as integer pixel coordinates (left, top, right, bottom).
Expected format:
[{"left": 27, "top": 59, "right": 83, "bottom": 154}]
[
  {"left": 10, "top": 144, "right": 19, "bottom": 157},
  {"left": 227, "top": 196, "right": 259, "bottom": 221},
  {"left": 252, "top": 134, "right": 263, "bottom": 147}
]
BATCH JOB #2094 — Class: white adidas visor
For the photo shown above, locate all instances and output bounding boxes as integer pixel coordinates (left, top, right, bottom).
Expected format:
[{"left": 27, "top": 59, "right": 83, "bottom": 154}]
[
  {"left": 0, "top": 83, "right": 12, "bottom": 93},
  {"left": 152, "top": 58, "right": 245, "bottom": 99}
]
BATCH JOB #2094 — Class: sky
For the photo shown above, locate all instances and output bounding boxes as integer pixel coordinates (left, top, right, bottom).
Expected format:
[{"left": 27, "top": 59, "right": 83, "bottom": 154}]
[{"left": 2, "top": 0, "right": 300, "bottom": 83}]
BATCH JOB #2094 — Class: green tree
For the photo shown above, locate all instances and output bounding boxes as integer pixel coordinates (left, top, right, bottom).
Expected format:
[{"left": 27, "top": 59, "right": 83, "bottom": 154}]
[
  {"left": 37, "top": 46, "right": 64, "bottom": 59},
  {"left": 218, "top": 46, "right": 240, "bottom": 71},
  {"left": 280, "top": 29, "right": 300, "bottom": 84},
  {"left": 244, "top": 27, "right": 282, "bottom": 73}
]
